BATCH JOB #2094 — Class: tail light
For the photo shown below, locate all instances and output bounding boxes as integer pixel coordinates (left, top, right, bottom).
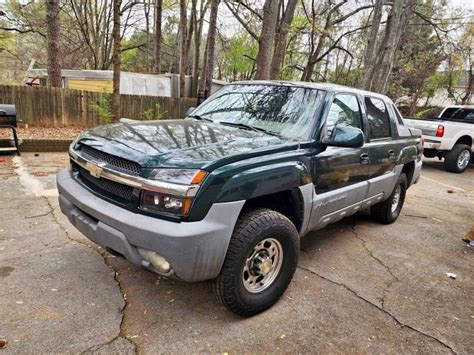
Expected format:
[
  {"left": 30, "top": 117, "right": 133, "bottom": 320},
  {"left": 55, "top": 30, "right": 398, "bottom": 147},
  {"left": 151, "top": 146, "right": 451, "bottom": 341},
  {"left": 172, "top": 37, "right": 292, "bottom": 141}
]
[
  {"left": 419, "top": 135, "right": 424, "bottom": 155},
  {"left": 436, "top": 125, "right": 444, "bottom": 137}
]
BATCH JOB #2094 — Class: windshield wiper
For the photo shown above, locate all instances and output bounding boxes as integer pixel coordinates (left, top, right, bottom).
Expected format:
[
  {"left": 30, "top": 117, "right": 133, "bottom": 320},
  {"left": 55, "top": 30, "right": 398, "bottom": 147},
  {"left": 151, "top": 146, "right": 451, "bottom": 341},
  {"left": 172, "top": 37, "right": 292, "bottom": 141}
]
[
  {"left": 219, "top": 121, "right": 281, "bottom": 137},
  {"left": 188, "top": 114, "right": 213, "bottom": 122}
]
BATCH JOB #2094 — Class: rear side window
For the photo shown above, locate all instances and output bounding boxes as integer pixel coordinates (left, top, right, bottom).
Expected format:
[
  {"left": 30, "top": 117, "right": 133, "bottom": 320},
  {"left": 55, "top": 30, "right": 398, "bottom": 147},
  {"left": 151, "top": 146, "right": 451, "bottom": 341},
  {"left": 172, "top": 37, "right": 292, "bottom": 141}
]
[
  {"left": 325, "top": 94, "right": 362, "bottom": 138},
  {"left": 364, "top": 97, "right": 391, "bottom": 139},
  {"left": 441, "top": 107, "right": 474, "bottom": 120}
]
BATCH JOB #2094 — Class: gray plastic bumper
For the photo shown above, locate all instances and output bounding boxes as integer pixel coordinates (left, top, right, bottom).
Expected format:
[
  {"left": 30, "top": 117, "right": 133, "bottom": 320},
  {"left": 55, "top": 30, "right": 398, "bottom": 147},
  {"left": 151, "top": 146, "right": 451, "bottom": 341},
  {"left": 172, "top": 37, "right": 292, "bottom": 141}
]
[{"left": 57, "top": 169, "right": 245, "bottom": 282}]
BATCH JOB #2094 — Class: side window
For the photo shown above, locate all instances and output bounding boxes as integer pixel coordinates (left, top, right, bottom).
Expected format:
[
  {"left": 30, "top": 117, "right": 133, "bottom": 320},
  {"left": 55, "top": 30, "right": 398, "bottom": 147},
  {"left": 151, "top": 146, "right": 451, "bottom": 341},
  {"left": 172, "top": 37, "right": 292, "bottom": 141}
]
[
  {"left": 364, "top": 97, "right": 391, "bottom": 139},
  {"left": 326, "top": 94, "right": 362, "bottom": 138}
]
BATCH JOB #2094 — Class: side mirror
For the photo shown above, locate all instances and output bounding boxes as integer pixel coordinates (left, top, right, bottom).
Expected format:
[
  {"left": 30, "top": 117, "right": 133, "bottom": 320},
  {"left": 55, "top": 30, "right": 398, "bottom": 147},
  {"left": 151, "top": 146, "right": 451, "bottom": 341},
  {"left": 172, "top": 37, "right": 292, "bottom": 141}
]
[
  {"left": 185, "top": 107, "right": 195, "bottom": 116},
  {"left": 322, "top": 125, "right": 364, "bottom": 148}
]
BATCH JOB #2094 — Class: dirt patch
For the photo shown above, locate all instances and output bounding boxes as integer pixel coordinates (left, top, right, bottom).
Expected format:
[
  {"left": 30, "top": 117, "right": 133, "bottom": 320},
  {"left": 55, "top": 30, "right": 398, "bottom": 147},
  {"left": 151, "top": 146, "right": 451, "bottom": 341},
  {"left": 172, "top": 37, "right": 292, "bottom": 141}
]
[{"left": 0, "top": 266, "right": 14, "bottom": 277}]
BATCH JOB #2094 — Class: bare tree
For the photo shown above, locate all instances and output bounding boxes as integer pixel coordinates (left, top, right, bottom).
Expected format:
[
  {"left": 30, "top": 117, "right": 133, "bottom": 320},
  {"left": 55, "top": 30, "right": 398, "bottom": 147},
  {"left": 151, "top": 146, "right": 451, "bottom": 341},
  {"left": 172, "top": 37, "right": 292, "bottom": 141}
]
[
  {"left": 301, "top": 1, "right": 373, "bottom": 82},
  {"left": 179, "top": 0, "right": 187, "bottom": 97},
  {"left": 193, "top": 0, "right": 208, "bottom": 96},
  {"left": 270, "top": 0, "right": 297, "bottom": 79},
  {"left": 46, "top": 0, "right": 61, "bottom": 87},
  {"left": 255, "top": 0, "right": 279, "bottom": 80},
  {"left": 364, "top": 0, "right": 416, "bottom": 93},
  {"left": 112, "top": 0, "right": 121, "bottom": 120},
  {"left": 203, "top": 0, "right": 220, "bottom": 97},
  {"left": 362, "top": 0, "right": 383, "bottom": 89},
  {"left": 154, "top": 0, "right": 162, "bottom": 73}
]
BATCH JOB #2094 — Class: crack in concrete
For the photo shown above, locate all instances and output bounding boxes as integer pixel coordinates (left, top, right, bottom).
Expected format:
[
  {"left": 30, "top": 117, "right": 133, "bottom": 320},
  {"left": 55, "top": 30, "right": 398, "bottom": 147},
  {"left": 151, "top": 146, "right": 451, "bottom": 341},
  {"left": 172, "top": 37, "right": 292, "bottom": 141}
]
[
  {"left": 24, "top": 207, "right": 56, "bottom": 219},
  {"left": 349, "top": 221, "right": 400, "bottom": 309},
  {"left": 44, "top": 197, "right": 138, "bottom": 354},
  {"left": 297, "top": 265, "right": 457, "bottom": 354},
  {"left": 12, "top": 152, "right": 138, "bottom": 355}
]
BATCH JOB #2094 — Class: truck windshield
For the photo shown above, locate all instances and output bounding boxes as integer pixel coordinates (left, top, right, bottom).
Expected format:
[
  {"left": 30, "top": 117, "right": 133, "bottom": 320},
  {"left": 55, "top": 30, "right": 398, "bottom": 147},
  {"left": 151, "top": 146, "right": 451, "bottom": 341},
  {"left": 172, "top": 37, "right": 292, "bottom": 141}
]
[{"left": 190, "top": 84, "right": 323, "bottom": 138}]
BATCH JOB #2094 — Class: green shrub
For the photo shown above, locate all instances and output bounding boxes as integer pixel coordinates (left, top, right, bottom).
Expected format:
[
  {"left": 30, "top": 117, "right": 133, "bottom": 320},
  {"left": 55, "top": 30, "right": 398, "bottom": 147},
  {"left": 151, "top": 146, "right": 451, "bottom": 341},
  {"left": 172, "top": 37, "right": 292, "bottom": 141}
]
[
  {"left": 90, "top": 92, "right": 113, "bottom": 125},
  {"left": 142, "top": 103, "right": 167, "bottom": 121}
]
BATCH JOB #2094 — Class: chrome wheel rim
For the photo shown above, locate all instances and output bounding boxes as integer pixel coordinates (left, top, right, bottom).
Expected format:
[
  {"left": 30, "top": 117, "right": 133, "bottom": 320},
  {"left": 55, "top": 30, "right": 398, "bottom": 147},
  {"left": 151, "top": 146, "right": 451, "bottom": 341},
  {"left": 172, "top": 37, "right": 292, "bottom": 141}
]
[
  {"left": 457, "top": 150, "right": 470, "bottom": 170},
  {"left": 391, "top": 184, "right": 401, "bottom": 213},
  {"left": 242, "top": 238, "right": 283, "bottom": 293}
]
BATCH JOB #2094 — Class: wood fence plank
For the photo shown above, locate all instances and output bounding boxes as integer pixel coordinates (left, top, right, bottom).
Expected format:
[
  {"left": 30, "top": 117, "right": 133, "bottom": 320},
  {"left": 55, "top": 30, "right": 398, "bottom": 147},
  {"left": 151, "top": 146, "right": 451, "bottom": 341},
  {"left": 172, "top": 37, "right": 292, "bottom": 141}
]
[{"left": 0, "top": 85, "right": 197, "bottom": 127}]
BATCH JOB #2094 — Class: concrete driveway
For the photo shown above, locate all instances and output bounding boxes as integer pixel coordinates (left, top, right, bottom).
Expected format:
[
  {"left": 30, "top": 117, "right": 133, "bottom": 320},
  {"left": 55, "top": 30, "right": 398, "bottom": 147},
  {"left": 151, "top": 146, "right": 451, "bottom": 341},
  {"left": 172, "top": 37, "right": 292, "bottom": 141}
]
[{"left": 1, "top": 153, "right": 473, "bottom": 354}]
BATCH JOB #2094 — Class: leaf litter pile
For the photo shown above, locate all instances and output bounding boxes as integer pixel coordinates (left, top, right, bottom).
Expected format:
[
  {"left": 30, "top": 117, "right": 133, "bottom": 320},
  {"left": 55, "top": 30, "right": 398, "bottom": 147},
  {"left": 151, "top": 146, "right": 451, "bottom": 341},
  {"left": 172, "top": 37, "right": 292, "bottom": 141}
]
[{"left": 0, "top": 127, "right": 85, "bottom": 140}]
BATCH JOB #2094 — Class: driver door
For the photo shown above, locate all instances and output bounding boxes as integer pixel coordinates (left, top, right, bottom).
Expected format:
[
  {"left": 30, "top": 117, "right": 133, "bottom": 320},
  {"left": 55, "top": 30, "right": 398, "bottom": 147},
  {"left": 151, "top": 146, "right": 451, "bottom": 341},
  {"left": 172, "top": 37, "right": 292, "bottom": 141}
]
[{"left": 309, "top": 93, "right": 370, "bottom": 230}]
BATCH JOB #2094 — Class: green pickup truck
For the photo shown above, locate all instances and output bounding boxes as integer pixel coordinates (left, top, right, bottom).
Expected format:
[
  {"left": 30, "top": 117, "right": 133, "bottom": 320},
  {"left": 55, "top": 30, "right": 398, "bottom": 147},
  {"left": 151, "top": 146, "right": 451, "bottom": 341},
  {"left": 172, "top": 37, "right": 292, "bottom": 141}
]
[{"left": 57, "top": 81, "right": 422, "bottom": 316}]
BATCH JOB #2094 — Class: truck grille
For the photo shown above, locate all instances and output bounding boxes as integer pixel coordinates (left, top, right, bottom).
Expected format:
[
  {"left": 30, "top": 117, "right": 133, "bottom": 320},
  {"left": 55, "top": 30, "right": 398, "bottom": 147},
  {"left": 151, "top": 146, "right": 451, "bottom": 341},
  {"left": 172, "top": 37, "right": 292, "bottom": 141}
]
[
  {"left": 79, "top": 145, "right": 142, "bottom": 176},
  {"left": 77, "top": 166, "right": 134, "bottom": 203}
]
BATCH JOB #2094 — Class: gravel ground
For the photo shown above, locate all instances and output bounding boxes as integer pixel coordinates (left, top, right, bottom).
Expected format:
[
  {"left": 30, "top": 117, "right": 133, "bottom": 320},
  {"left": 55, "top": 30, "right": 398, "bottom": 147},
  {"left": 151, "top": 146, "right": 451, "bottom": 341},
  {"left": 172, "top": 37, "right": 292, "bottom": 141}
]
[{"left": 0, "top": 154, "right": 473, "bottom": 354}]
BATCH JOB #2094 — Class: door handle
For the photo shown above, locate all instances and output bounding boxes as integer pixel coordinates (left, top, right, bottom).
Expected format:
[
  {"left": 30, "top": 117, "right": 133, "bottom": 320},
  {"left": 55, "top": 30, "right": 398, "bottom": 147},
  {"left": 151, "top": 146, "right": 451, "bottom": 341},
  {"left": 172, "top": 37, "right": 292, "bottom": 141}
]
[
  {"left": 388, "top": 150, "right": 396, "bottom": 159},
  {"left": 360, "top": 153, "right": 369, "bottom": 165}
]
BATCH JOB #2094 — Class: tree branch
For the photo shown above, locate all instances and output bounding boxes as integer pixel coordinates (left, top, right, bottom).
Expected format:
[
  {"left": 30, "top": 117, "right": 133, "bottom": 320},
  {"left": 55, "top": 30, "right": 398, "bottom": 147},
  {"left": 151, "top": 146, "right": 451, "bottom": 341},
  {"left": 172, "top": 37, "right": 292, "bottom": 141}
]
[{"left": 224, "top": 0, "right": 258, "bottom": 41}]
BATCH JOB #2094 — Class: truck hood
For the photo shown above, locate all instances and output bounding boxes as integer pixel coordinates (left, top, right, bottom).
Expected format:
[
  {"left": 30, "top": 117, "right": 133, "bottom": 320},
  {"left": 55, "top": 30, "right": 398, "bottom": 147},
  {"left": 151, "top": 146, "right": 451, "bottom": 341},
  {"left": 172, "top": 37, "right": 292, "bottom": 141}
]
[{"left": 75, "top": 119, "right": 296, "bottom": 170}]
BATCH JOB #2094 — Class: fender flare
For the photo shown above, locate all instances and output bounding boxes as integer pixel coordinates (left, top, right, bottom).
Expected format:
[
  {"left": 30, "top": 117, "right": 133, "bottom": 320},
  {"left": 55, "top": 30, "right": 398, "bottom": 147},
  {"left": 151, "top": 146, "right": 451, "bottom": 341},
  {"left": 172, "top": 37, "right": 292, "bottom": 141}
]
[{"left": 215, "top": 161, "right": 312, "bottom": 203}]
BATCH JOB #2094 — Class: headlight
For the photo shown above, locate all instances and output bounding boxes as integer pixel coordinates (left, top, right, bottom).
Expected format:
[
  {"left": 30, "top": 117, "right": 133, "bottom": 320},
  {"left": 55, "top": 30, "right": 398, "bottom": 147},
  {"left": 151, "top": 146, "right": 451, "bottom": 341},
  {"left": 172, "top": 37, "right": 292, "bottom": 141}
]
[
  {"left": 141, "top": 190, "right": 193, "bottom": 216},
  {"left": 149, "top": 168, "right": 207, "bottom": 185},
  {"left": 141, "top": 168, "right": 208, "bottom": 216}
]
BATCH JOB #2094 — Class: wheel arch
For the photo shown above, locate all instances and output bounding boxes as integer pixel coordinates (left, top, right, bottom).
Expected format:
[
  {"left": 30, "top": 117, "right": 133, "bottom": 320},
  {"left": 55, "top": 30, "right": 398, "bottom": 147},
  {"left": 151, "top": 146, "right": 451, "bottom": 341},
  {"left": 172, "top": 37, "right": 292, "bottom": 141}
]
[
  {"left": 241, "top": 188, "right": 306, "bottom": 234},
  {"left": 454, "top": 135, "right": 473, "bottom": 148},
  {"left": 402, "top": 161, "right": 415, "bottom": 188}
]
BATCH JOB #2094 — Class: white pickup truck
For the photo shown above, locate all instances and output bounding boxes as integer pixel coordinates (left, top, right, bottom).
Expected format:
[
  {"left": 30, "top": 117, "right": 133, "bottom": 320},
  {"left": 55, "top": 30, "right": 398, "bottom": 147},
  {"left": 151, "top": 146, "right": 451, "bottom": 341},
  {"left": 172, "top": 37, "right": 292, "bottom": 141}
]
[{"left": 404, "top": 105, "right": 474, "bottom": 173}]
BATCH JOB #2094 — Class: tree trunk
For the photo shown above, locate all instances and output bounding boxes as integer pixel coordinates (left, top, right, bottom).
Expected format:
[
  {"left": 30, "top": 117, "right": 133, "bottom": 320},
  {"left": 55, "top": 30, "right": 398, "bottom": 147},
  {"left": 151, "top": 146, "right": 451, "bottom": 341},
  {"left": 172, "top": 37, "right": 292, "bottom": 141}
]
[
  {"left": 362, "top": 0, "right": 383, "bottom": 89},
  {"left": 255, "top": 0, "right": 279, "bottom": 80},
  {"left": 192, "top": 0, "right": 206, "bottom": 97},
  {"left": 154, "top": 0, "right": 162, "bottom": 73},
  {"left": 179, "top": 0, "right": 187, "bottom": 97},
  {"left": 144, "top": 0, "right": 151, "bottom": 72},
  {"left": 46, "top": 0, "right": 62, "bottom": 87},
  {"left": 270, "top": 0, "right": 297, "bottom": 80},
  {"left": 301, "top": 34, "right": 326, "bottom": 82},
  {"left": 112, "top": 0, "right": 121, "bottom": 120},
  {"left": 365, "top": 0, "right": 416, "bottom": 93},
  {"left": 185, "top": 0, "right": 196, "bottom": 75},
  {"left": 203, "top": 0, "right": 220, "bottom": 98},
  {"left": 461, "top": 64, "right": 473, "bottom": 104}
]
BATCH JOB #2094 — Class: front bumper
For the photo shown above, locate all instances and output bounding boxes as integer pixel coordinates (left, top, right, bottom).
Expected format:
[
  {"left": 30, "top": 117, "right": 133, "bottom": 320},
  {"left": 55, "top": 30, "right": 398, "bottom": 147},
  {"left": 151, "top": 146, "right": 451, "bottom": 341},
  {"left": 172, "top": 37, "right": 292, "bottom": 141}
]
[{"left": 57, "top": 169, "right": 245, "bottom": 282}]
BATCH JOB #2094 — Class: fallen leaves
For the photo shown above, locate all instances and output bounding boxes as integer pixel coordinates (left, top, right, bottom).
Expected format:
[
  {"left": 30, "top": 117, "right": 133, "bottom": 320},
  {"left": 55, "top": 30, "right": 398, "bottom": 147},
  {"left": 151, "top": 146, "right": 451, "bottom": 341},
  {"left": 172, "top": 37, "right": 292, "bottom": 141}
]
[{"left": 0, "top": 127, "right": 85, "bottom": 140}]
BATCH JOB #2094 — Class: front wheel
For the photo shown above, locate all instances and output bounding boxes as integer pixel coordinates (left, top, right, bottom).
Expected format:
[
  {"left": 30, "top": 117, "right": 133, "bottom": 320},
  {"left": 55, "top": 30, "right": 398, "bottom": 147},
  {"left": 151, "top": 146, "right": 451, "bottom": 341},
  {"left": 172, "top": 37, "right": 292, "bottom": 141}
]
[
  {"left": 210, "top": 208, "right": 299, "bottom": 317},
  {"left": 444, "top": 144, "right": 471, "bottom": 173},
  {"left": 371, "top": 173, "right": 407, "bottom": 224}
]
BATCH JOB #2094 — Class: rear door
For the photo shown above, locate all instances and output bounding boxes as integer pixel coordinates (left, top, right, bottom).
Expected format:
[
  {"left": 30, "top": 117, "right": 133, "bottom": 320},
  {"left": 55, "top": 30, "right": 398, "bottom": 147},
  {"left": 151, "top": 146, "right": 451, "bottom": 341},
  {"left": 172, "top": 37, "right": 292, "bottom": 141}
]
[
  {"left": 309, "top": 93, "right": 370, "bottom": 230},
  {"left": 363, "top": 96, "right": 399, "bottom": 200}
]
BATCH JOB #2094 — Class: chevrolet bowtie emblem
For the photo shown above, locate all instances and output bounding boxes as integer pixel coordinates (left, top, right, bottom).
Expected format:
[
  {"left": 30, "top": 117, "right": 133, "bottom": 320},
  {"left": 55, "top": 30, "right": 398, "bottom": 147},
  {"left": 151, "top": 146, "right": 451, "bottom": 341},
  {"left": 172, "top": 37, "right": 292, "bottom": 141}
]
[{"left": 86, "top": 161, "right": 106, "bottom": 178}]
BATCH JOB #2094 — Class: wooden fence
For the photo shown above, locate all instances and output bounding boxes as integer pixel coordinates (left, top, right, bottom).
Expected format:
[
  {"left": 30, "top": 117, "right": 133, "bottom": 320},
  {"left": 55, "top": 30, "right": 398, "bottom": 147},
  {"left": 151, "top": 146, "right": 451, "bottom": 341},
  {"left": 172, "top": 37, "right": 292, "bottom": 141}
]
[{"left": 0, "top": 85, "right": 197, "bottom": 127}]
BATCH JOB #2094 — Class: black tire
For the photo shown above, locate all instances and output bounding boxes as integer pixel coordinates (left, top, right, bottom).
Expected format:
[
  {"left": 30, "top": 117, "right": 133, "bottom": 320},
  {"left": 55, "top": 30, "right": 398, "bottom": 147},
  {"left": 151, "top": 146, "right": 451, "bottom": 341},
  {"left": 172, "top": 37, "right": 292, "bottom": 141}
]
[
  {"left": 444, "top": 144, "right": 471, "bottom": 173},
  {"left": 210, "top": 208, "right": 299, "bottom": 317},
  {"left": 371, "top": 173, "right": 407, "bottom": 224}
]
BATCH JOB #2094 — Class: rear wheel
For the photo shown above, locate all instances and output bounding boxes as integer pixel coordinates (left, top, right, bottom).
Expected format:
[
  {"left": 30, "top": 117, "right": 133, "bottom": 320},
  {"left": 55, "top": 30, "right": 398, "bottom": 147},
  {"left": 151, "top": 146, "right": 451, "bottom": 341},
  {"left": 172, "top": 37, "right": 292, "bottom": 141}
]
[
  {"left": 444, "top": 144, "right": 471, "bottom": 173},
  {"left": 371, "top": 173, "right": 407, "bottom": 224},
  {"left": 210, "top": 208, "right": 299, "bottom": 317}
]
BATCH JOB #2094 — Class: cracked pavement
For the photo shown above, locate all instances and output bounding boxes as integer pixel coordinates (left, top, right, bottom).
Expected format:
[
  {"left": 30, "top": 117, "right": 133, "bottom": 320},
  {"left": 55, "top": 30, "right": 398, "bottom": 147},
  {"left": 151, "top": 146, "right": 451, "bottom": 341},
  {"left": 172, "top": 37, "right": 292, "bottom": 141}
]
[{"left": 0, "top": 153, "right": 473, "bottom": 354}]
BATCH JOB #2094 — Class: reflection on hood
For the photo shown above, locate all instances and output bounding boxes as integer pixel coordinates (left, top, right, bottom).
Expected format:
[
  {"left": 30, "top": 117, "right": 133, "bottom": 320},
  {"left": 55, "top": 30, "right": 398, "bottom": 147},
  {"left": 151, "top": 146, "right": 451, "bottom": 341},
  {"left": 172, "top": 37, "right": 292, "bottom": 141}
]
[{"left": 76, "top": 119, "right": 293, "bottom": 169}]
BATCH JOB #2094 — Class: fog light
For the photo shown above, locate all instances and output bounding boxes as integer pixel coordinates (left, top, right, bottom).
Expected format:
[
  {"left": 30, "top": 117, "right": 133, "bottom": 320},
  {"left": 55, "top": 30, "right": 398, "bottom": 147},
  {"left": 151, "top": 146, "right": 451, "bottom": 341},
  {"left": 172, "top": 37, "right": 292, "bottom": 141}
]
[{"left": 138, "top": 248, "right": 171, "bottom": 273}]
